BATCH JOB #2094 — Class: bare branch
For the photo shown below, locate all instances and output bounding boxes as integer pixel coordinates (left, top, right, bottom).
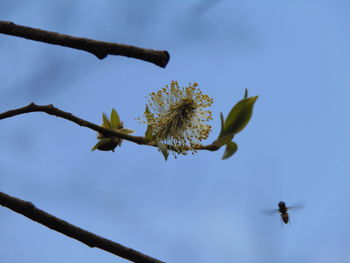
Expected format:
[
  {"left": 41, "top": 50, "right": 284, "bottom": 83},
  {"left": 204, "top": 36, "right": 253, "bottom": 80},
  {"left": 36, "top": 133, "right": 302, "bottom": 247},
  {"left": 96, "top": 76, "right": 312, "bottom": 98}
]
[
  {"left": 0, "top": 103, "right": 147, "bottom": 144},
  {"left": 0, "top": 21, "right": 170, "bottom": 68},
  {"left": 0, "top": 103, "right": 220, "bottom": 152},
  {"left": 0, "top": 191, "right": 165, "bottom": 263}
]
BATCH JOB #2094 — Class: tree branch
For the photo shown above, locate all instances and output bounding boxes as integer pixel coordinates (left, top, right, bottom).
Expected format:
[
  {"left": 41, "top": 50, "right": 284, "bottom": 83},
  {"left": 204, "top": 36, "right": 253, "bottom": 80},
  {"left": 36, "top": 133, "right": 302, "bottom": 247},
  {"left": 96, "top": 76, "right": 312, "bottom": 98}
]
[
  {"left": 0, "top": 191, "right": 165, "bottom": 263},
  {"left": 0, "top": 21, "right": 170, "bottom": 68},
  {"left": 0, "top": 103, "right": 220, "bottom": 152},
  {"left": 0, "top": 103, "right": 147, "bottom": 144}
]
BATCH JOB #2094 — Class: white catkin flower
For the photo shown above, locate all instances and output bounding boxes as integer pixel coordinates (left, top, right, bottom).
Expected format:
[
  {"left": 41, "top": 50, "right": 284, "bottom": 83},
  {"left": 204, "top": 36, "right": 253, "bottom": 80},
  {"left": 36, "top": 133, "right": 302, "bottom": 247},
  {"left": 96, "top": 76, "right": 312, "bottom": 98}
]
[{"left": 141, "top": 81, "right": 213, "bottom": 155}]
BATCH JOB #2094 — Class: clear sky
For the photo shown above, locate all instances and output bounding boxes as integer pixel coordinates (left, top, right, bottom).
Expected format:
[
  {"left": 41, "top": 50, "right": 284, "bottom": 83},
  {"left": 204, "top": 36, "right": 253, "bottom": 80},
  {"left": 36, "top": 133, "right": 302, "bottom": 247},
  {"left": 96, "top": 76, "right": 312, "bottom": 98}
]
[{"left": 1, "top": 1, "right": 350, "bottom": 262}]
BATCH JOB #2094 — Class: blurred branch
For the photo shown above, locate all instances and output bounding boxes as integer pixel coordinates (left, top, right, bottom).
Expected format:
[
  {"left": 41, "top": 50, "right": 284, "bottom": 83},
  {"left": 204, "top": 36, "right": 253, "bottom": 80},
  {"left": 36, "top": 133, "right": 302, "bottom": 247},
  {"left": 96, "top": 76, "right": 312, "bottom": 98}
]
[
  {"left": 0, "top": 21, "right": 170, "bottom": 68},
  {"left": 0, "top": 191, "right": 165, "bottom": 263},
  {"left": 0, "top": 103, "right": 220, "bottom": 151}
]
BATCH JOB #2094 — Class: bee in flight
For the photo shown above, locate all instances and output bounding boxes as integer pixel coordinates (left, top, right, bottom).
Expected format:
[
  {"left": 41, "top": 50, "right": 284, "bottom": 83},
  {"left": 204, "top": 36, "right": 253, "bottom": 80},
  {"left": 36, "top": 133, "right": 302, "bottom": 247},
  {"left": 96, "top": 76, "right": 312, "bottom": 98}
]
[
  {"left": 277, "top": 201, "right": 290, "bottom": 224},
  {"left": 264, "top": 201, "right": 303, "bottom": 224}
]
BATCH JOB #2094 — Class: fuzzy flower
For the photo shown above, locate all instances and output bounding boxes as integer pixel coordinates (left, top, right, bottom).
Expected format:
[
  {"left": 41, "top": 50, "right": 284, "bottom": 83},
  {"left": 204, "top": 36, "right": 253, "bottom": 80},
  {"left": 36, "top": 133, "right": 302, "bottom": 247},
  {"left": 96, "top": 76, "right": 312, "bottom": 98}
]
[{"left": 141, "top": 81, "right": 213, "bottom": 155}]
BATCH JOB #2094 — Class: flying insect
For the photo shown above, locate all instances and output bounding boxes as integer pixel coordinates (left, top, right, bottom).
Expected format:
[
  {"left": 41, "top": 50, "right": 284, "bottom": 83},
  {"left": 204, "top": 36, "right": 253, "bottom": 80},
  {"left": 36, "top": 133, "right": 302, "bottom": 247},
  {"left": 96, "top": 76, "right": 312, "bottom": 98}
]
[
  {"left": 263, "top": 201, "right": 303, "bottom": 224},
  {"left": 277, "top": 201, "right": 290, "bottom": 224}
]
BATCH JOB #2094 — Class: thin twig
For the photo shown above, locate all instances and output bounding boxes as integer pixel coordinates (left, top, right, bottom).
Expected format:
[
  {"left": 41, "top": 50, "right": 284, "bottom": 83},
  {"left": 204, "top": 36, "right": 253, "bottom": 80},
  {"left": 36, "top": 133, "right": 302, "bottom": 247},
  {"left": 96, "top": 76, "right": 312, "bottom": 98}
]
[
  {"left": 0, "top": 103, "right": 220, "bottom": 151},
  {"left": 0, "top": 21, "right": 170, "bottom": 68},
  {"left": 0, "top": 191, "right": 165, "bottom": 263}
]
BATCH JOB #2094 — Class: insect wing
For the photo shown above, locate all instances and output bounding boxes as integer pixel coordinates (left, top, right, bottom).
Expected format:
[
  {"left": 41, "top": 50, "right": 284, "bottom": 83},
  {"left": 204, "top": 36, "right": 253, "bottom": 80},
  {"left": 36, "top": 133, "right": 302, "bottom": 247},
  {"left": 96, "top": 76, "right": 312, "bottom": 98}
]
[
  {"left": 261, "top": 208, "right": 279, "bottom": 215},
  {"left": 287, "top": 203, "right": 305, "bottom": 211}
]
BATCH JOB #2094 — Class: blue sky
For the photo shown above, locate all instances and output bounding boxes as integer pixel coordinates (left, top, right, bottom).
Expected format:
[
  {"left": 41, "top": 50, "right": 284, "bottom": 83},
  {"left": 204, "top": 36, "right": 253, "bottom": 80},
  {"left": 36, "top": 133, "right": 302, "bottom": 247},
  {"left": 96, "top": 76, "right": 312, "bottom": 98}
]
[{"left": 1, "top": 1, "right": 350, "bottom": 262}]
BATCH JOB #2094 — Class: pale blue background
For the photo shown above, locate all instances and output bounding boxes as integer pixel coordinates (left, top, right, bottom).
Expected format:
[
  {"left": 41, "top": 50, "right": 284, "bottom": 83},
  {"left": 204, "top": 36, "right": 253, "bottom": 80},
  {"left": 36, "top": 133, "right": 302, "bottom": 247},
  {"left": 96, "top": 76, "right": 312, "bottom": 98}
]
[{"left": 1, "top": 1, "right": 350, "bottom": 262}]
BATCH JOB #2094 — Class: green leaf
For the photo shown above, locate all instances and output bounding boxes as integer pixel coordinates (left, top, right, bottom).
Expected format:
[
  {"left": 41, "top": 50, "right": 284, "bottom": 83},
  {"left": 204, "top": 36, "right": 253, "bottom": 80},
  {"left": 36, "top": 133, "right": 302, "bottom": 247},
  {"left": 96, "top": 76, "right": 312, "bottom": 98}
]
[
  {"left": 222, "top": 141, "right": 238, "bottom": 160},
  {"left": 219, "top": 112, "right": 224, "bottom": 135},
  {"left": 215, "top": 134, "right": 234, "bottom": 148},
  {"left": 216, "top": 112, "right": 234, "bottom": 147},
  {"left": 118, "top": 128, "right": 134, "bottom": 134},
  {"left": 218, "top": 111, "right": 232, "bottom": 140},
  {"left": 91, "top": 143, "right": 100, "bottom": 151},
  {"left": 102, "top": 113, "right": 111, "bottom": 129},
  {"left": 244, "top": 88, "right": 248, "bottom": 99},
  {"left": 157, "top": 141, "right": 169, "bottom": 161},
  {"left": 222, "top": 96, "right": 258, "bottom": 136},
  {"left": 145, "top": 105, "right": 151, "bottom": 114},
  {"left": 110, "top": 108, "right": 120, "bottom": 129},
  {"left": 91, "top": 138, "right": 113, "bottom": 151},
  {"left": 91, "top": 137, "right": 121, "bottom": 152},
  {"left": 145, "top": 125, "right": 155, "bottom": 141},
  {"left": 144, "top": 105, "right": 156, "bottom": 141}
]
